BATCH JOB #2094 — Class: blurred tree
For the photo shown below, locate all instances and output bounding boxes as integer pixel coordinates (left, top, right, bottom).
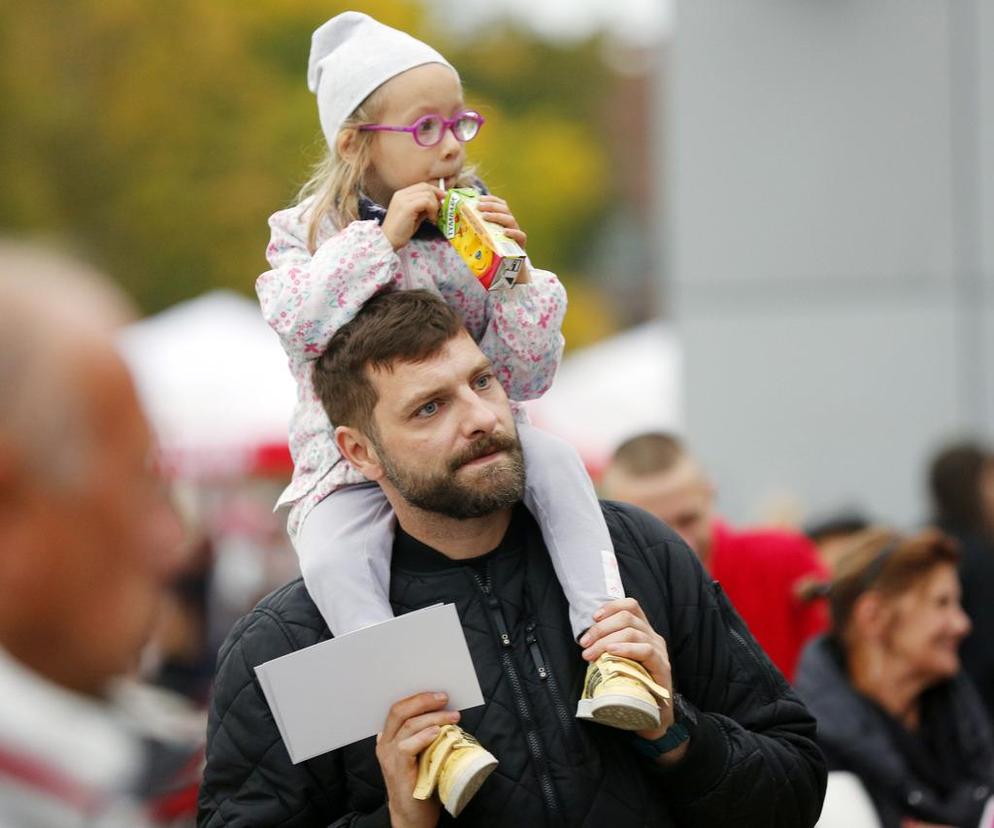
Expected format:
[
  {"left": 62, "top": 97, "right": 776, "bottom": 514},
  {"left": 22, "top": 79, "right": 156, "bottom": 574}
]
[
  {"left": 560, "top": 277, "right": 621, "bottom": 350},
  {"left": 0, "top": 0, "right": 623, "bottom": 347}
]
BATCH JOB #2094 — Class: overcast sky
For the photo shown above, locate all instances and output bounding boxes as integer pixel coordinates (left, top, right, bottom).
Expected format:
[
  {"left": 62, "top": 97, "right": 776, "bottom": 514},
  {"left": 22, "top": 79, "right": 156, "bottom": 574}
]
[{"left": 430, "top": 0, "right": 673, "bottom": 46}]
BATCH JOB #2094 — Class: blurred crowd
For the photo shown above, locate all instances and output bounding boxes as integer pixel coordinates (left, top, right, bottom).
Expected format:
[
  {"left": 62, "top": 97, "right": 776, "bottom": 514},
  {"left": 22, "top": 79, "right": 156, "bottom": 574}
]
[
  {"left": 1, "top": 240, "right": 993, "bottom": 827},
  {"left": 602, "top": 432, "right": 994, "bottom": 828}
]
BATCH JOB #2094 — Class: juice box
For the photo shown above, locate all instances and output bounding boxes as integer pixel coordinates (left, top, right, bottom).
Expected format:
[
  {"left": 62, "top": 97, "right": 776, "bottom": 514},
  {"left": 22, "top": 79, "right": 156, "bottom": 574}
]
[{"left": 439, "top": 187, "right": 526, "bottom": 291}]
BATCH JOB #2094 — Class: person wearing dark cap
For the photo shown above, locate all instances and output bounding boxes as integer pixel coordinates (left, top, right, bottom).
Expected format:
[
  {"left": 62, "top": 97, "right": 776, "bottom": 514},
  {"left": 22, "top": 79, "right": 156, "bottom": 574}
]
[{"left": 804, "top": 509, "right": 871, "bottom": 573}]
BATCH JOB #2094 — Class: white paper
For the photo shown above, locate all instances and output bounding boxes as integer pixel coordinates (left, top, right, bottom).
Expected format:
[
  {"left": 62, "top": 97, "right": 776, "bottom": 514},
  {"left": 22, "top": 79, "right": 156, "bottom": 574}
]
[
  {"left": 978, "top": 796, "right": 993, "bottom": 828},
  {"left": 255, "top": 603, "right": 484, "bottom": 763}
]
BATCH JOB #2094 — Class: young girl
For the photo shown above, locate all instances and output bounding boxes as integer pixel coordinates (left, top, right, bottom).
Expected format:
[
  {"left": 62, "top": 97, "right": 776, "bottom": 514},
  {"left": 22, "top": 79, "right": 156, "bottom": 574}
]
[{"left": 257, "top": 11, "right": 668, "bottom": 817}]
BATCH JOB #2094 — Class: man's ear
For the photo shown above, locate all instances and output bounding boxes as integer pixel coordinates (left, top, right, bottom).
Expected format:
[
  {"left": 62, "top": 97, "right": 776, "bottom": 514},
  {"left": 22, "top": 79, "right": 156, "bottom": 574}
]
[{"left": 335, "top": 425, "right": 384, "bottom": 482}]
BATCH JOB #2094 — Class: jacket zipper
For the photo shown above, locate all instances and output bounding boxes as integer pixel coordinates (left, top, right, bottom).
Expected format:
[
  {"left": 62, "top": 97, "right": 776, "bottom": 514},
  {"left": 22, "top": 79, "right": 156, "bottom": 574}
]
[
  {"left": 714, "top": 581, "right": 780, "bottom": 701},
  {"left": 471, "top": 567, "right": 563, "bottom": 822},
  {"left": 525, "top": 621, "right": 583, "bottom": 754}
]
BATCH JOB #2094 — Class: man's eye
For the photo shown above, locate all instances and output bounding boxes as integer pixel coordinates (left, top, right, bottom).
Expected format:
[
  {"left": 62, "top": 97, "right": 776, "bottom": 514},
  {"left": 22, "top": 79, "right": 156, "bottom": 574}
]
[
  {"left": 417, "top": 401, "right": 439, "bottom": 417},
  {"left": 473, "top": 374, "right": 492, "bottom": 390}
]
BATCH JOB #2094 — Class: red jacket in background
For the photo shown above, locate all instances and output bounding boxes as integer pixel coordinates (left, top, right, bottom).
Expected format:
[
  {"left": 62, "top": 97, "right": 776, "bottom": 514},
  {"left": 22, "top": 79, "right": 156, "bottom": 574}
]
[{"left": 708, "top": 520, "right": 829, "bottom": 682}]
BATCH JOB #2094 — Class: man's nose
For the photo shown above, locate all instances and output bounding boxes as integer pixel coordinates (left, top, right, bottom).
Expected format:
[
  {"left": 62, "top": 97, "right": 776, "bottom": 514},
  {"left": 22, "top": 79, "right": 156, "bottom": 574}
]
[{"left": 458, "top": 389, "right": 498, "bottom": 436}]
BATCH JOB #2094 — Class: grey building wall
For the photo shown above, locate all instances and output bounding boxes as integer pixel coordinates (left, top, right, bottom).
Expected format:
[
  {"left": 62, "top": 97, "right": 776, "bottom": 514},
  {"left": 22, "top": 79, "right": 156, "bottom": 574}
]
[{"left": 663, "top": 1, "right": 993, "bottom": 526}]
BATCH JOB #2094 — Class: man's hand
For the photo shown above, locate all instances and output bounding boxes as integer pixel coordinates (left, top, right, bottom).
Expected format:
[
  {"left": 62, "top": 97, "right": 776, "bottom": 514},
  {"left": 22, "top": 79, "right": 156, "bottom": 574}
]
[
  {"left": 579, "top": 597, "right": 688, "bottom": 764},
  {"left": 382, "top": 183, "right": 445, "bottom": 250},
  {"left": 376, "top": 691, "right": 459, "bottom": 828}
]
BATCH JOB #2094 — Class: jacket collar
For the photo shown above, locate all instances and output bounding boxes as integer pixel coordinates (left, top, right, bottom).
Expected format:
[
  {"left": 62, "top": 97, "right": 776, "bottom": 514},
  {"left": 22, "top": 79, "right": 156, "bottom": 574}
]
[
  {"left": 358, "top": 194, "right": 445, "bottom": 241},
  {"left": 392, "top": 505, "right": 529, "bottom": 574}
]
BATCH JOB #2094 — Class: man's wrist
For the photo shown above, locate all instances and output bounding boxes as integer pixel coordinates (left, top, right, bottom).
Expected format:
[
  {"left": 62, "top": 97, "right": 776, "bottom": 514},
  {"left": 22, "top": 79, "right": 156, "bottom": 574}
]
[
  {"left": 655, "top": 738, "right": 691, "bottom": 766},
  {"left": 630, "top": 722, "right": 691, "bottom": 763},
  {"left": 386, "top": 794, "right": 439, "bottom": 828},
  {"left": 387, "top": 797, "right": 436, "bottom": 828},
  {"left": 629, "top": 693, "right": 697, "bottom": 766}
]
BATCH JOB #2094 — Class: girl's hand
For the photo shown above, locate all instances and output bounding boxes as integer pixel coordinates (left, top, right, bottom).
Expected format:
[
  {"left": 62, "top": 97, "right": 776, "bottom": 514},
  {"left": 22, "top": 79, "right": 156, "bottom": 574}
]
[
  {"left": 383, "top": 183, "right": 445, "bottom": 250},
  {"left": 476, "top": 195, "right": 527, "bottom": 249},
  {"left": 477, "top": 194, "right": 530, "bottom": 284}
]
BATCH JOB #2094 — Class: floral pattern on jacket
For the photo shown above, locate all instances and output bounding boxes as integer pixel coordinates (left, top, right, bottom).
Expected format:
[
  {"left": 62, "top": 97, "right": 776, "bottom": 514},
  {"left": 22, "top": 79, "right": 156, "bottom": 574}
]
[{"left": 256, "top": 199, "right": 567, "bottom": 536}]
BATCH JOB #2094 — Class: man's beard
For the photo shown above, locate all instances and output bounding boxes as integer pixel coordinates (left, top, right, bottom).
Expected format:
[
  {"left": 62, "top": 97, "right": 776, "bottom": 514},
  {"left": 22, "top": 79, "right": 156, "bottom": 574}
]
[{"left": 376, "top": 431, "right": 525, "bottom": 520}]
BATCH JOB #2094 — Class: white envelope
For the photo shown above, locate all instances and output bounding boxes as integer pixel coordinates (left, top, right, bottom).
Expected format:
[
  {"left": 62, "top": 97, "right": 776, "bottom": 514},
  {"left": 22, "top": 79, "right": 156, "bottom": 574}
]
[{"left": 255, "top": 603, "right": 484, "bottom": 763}]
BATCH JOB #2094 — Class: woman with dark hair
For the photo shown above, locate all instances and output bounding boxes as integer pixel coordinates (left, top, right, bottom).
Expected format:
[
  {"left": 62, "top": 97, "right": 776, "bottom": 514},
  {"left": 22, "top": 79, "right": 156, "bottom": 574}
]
[
  {"left": 796, "top": 528, "right": 994, "bottom": 828},
  {"left": 929, "top": 440, "right": 994, "bottom": 722}
]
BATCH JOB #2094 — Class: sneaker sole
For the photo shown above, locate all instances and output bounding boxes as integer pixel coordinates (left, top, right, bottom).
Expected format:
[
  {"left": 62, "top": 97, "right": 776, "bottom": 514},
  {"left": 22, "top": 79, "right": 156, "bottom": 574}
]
[
  {"left": 579, "top": 693, "right": 661, "bottom": 731},
  {"left": 441, "top": 752, "right": 499, "bottom": 818}
]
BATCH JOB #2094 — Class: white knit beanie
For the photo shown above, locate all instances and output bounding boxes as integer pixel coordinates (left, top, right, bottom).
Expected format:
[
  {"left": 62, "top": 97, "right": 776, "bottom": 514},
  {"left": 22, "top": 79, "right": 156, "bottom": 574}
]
[{"left": 307, "top": 11, "right": 456, "bottom": 151}]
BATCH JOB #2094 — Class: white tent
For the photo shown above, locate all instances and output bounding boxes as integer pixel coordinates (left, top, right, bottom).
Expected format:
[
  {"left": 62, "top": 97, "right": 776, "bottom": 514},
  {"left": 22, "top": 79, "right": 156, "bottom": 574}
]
[
  {"left": 527, "top": 321, "right": 683, "bottom": 476},
  {"left": 118, "top": 290, "right": 296, "bottom": 478}
]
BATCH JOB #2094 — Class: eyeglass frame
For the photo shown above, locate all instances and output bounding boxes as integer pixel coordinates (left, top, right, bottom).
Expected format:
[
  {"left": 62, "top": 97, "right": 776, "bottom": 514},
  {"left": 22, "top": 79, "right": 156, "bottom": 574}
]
[{"left": 357, "top": 110, "right": 486, "bottom": 147}]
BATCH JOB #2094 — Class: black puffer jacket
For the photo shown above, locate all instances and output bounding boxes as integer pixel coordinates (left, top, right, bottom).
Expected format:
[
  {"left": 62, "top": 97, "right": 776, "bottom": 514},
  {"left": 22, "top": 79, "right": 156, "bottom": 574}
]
[
  {"left": 199, "top": 503, "right": 826, "bottom": 826},
  {"left": 796, "top": 634, "right": 994, "bottom": 828}
]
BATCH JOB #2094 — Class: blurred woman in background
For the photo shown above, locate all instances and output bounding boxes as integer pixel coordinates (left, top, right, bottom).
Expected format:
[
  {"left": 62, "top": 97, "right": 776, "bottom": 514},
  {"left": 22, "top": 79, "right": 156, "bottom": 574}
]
[{"left": 796, "top": 528, "right": 993, "bottom": 828}]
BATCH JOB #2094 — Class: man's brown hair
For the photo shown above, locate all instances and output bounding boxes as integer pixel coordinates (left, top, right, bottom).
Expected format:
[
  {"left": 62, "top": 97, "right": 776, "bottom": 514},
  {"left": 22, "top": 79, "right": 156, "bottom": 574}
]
[
  {"left": 610, "top": 431, "right": 687, "bottom": 477},
  {"left": 312, "top": 289, "right": 465, "bottom": 433}
]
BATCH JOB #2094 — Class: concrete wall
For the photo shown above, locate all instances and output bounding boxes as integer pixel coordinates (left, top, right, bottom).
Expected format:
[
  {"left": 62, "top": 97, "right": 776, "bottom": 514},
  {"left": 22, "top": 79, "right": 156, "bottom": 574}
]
[{"left": 663, "top": 1, "right": 993, "bottom": 526}]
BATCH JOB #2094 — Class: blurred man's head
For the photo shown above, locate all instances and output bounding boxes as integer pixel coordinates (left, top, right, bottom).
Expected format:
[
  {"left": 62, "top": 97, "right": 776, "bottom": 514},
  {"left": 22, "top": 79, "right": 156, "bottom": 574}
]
[
  {"left": 928, "top": 439, "right": 994, "bottom": 534},
  {"left": 0, "top": 241, "right": 185, "bottom": 696},
  {"left": 602, "top": 432, "right": 716, "bottom": 561},
  {"left": 313, "top": 290, "right": 524, "bottom": 522}
]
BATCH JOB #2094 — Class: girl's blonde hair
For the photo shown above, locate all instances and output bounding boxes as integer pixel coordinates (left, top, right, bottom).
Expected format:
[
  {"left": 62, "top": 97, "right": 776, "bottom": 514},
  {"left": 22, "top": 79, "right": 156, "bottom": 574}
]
[{"left": 296, "top": 86, "right": 479, "bottom": 254}]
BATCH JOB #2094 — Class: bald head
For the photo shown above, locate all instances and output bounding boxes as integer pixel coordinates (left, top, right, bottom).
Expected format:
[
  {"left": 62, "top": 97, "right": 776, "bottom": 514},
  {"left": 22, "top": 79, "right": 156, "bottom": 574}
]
[
  {"left": 0, "top": 241, "right": 134, "bottom": 485},
  {"left": 0, "top": 240, "right": 184, "bottom": 696},
  {"left": 602, "top": 433, "right": 716, "bottom": 561}
]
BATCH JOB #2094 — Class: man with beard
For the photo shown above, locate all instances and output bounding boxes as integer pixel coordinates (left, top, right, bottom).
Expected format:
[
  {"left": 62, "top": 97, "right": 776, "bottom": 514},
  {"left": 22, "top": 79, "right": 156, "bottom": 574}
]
[{"left": 199, "top": 290, "right": 826, "bottom": 828}]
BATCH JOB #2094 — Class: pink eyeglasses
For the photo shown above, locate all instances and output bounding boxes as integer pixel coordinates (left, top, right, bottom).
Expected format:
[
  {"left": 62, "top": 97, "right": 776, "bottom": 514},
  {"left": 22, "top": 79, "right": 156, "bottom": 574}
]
[{"left": 358, "top": 110, "right": 485, "bottom": 147}]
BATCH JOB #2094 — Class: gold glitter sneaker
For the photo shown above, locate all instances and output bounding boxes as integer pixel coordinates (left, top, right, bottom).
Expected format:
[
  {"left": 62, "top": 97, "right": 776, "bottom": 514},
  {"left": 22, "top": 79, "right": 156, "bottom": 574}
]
[
  {"left": 575, "top": 654, "right": 671, "bottom": 731},
  {"left": 412, "top": 724, "right": 498, "bottom": 818}
]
